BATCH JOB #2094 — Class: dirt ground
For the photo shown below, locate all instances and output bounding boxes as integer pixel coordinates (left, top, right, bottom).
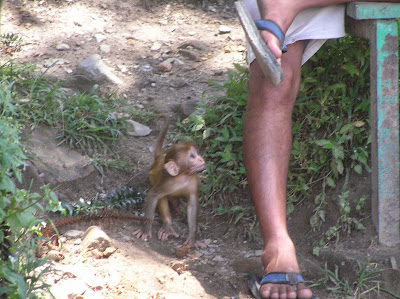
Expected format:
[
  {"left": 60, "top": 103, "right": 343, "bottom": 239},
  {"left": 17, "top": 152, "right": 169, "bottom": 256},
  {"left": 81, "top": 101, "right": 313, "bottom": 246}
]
[{"left": 2, "top": 0, "right": 400, "bottom": 298}]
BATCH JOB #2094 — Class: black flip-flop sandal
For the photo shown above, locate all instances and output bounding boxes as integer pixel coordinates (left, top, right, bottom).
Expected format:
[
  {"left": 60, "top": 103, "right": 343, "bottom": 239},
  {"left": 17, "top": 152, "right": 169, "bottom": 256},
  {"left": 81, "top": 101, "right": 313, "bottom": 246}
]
[{"left": 248, "top": 272, "right": 319, "bottom": 299}]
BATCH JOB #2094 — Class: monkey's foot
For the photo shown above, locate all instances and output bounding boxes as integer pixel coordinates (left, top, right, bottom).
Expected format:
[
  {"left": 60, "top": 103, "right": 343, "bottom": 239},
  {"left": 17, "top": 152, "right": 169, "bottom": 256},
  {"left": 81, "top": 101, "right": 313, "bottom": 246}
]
[
  {"left": 184, "top": 238, "right": 207, "bottom": 249},
  {"left": 157, "top": 225, "right": 179, "bottom": 241},
  {"left": 133, "top": 228, "right": 152, "bottom": 241}
]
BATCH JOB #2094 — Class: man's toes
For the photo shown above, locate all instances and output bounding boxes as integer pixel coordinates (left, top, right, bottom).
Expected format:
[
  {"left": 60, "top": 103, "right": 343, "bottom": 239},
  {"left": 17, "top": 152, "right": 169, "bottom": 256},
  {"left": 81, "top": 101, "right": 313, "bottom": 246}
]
[
  {"left": 297, "top": 284, "right": 313, "bottom": 298},
  {"left": 260, "top": 283, "right": 312, "bottom": 299}
]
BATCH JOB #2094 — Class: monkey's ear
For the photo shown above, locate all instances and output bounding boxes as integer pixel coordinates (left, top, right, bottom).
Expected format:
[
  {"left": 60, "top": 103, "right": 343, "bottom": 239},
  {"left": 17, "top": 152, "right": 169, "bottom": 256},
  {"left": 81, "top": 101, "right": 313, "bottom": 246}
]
[{"left": 165, "top": 161, "right": 180, "bottom": 176}]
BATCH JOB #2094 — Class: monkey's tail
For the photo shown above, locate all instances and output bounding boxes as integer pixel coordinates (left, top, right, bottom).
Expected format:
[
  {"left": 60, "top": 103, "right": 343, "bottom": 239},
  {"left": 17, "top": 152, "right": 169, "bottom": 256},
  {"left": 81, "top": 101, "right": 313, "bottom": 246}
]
[
  {"left": 153, "top": 113, "right": 170, "bottom": 158},
  {"left": 40, "top": 209, "right": 151, "bottom": 238}
]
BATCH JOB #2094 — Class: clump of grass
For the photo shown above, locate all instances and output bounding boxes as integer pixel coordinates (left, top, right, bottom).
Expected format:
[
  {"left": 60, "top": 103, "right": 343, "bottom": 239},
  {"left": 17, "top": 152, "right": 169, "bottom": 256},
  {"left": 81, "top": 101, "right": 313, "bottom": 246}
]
[
  {"left": 0, "top": 62, "right": 128, "bottom": 156},
  {"left": 311, "top": 262, "right": 396, "bottom": 299}
]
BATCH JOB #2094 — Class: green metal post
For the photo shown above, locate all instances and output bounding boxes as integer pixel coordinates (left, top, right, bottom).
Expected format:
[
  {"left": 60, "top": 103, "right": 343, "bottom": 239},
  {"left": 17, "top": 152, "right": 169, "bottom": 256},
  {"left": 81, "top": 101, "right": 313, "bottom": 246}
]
[{"left": 346, "top": 2, "right": 400, "bottom": 247}]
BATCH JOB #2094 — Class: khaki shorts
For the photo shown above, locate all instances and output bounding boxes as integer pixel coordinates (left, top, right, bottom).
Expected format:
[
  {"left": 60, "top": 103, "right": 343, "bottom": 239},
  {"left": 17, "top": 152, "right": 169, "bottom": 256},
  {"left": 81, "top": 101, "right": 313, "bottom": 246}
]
[{"left": 244, "top": 0, "right": 346, "bottom": 65}]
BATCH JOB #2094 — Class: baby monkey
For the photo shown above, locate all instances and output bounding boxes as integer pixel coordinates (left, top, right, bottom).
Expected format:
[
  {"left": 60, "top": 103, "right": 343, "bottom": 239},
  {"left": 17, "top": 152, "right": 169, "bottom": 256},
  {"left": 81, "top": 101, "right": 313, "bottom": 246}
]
[{"left": 134, "top": 114, "right": 206, "bottom": 248}]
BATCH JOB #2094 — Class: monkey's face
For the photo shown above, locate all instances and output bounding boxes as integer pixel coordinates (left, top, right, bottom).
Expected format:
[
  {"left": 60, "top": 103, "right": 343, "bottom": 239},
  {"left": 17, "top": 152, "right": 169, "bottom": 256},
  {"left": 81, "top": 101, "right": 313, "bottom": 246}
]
[{"left": 187, "top": 147, "right": 205, "bottom": 174}]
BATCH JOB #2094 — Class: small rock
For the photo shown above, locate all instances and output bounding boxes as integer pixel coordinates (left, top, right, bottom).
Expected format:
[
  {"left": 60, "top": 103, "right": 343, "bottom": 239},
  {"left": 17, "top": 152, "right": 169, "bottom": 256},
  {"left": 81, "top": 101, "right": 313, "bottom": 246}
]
[
  {"left": 77, "top": 54, "right": 122, "bottom": 85},
  {"left": 203, "top": 239, "right": 213, "bottom": 246},
  {"left": 56, "top": 43, "right": 70, "bottom": 51},
  {"left": 178, "top": 49, "right": 201, "bottom": 61},
  {"left": 64, "top": 230, "right": 84, "bottom": 239},
  {"left": 62, "top": 264, "right": 105, "bottom": 289},
  {"left": 151, "top": 41, "right": 162, "bottom": 51},
  {"left": 117, "top": 64, "right": 128, "bottom": 73},
  {"left": 126, "top": 120, "right": 152, "bottom": 137},
  {"left": 219, "top": 25, "right": 231, "bottom": 34},
  {"left": 171, "top": 261, "right": 188, "bottom": 274},
  {"left": 82, "top": 289, "right": 104, "bottom": 299},
  {"left": 158, "top": 58, "right": 174, "bottom": 72},
  {"left": 207, "top": 5, "right": 217, "bottom": 12},
  {"left": 119, "top": 234, "right": 131, "bottom": 242},
  {"left": 175, "top": 244, "right": 191, "bottom": 258},
  {"left": 50, "top": 278, "right": 88, "bottom": 299},
  {"left": 100, "top": 44, "right": 111, "bottom": 53},
  {"left": 178, "top": 40, "right": 209, "bottom": 51},
  {"left": 81, "top": 226, "right": 117, "bottom": 259},
  {"left": 179, "top": 98, "right": 200, "bottom": 118},
  {"left": 46, "top": 250, "right": 65, "bottom": 261},
  {"left": 94, "top": 33, "right": 106, "bottom": 42},
  {"left": 212, "top": 255, "right": 225, "bottom": 262}
]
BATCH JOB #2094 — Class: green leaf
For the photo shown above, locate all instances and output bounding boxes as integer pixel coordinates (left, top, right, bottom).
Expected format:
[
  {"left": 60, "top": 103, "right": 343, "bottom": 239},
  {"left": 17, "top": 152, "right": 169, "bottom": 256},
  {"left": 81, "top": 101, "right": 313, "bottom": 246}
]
[
  {"left": 3, "top": 267, "right": 27, "bottom": 298},
  {"left": 340, "top": 123, "right": 354, "bottom": 134},
  {"left": 326, "top": 177, "right": 336, "bottom": 188},
  {"left": 354, "top": 164, "right": 362, "bottom": 174},
  {"left": 315, "top": 139, "right": 332, "bottom": 148}
]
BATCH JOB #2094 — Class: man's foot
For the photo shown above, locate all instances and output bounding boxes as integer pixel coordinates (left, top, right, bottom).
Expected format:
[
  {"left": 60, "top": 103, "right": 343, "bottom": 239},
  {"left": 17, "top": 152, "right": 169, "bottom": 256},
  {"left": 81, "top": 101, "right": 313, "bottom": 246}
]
[{"left": 259, "top": 237, "right": 313, "bottom": 299}]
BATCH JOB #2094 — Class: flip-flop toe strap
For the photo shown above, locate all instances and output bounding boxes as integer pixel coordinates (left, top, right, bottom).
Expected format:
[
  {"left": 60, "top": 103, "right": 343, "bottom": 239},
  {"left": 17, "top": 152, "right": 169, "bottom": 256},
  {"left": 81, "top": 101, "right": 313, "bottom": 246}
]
[
  {"left": 260, "top": 272, "right": 305, "bottom": 291},
  {"left": 254, "top": 19, "right": 287, "bottom": 53}
]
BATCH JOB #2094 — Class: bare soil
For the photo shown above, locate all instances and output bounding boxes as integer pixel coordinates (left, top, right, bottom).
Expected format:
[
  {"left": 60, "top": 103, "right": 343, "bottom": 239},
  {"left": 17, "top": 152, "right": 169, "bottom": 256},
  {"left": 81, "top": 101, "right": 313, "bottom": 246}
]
[{"left": 2, "top": 0, "right": 400, "bottom": 298}]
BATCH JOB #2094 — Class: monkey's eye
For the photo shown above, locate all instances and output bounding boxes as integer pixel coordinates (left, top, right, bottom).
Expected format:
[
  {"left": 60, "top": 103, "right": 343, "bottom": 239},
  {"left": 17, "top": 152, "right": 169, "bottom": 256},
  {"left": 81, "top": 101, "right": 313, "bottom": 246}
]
[{"left": 189, "top": 152, "right": 196, "bottom": 159}]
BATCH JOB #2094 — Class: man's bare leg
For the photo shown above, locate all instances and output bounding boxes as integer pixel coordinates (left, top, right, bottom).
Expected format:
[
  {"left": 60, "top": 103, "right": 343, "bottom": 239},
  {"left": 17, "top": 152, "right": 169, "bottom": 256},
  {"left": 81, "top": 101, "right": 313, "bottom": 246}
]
[{"left": 243, "top": 40, "right": 312, "bottom": 299}]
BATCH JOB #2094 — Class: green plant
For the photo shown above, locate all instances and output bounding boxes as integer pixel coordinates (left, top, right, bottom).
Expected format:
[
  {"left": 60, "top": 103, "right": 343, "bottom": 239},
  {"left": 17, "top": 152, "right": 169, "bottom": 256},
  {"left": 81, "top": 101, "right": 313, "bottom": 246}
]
[
  {"left": 0, "top": 33, "right": 22, "bottom": 55},
  {"left": 176, "top": 36, "right": 372, "bottom": 229},
  {"left": 0, "top": 114, "right": 59, "bottom": 298},
  {"left": 311, "top": 264, "right": 352, "bottom": 297},
  {"left": 60, "top": 187, "right": 145, "bottom": 216},
  {"left": 0, "top": 73, "right": 67, "bottom": 298},
  {"left": 0, "top": 62, "right": 128, "bottom": 157},
  {"left": 311, "top": 262, "right": 394, "bottom": 299}
]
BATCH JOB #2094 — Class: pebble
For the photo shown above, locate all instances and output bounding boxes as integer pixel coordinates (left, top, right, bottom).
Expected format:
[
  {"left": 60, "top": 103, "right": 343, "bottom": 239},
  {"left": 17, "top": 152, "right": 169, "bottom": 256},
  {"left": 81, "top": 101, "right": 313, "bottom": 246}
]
[
  {"left": 100, "top": 44, "right": 111, "bottom": 53},
  {"left": 94, "top": 33, "right": 106, "bottom": 43},
  {"left": 126, "top": 120, "right": 152, "bottom": 137},
  {"left": 151, "top": 41, "right": 162, "bottom": 51},
  {"left": 219, "top": 25, "right": 231, "bottom": 34},
  {"left": 64, "top": 230, "right": 84, "bottom": 239},
  {"left": 56, "top": 43, "right": 70, "bottom": 51},
  {"left": 212, "top": 255, "right": 225, "bottom": 262}
]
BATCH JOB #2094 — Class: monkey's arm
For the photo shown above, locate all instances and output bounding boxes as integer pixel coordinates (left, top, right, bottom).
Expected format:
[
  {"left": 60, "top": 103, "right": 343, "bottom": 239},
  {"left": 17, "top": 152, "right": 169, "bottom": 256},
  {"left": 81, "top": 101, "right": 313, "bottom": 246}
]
[
  {"left": 183, "top": 192, "right": 206, "bottom": 249},
  {"left": 133, "top": 189, "right": 163, "bottom": 240},
  {"left": 157, "top": 197, "right": 180, "bottom": 241}
]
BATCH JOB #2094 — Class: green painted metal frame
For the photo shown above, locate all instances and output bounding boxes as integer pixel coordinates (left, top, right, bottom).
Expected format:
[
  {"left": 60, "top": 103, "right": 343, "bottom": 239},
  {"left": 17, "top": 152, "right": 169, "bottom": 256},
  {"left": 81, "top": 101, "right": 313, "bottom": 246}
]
[{"left": 346, "top": 2, "right": 400, "bottom": 246}]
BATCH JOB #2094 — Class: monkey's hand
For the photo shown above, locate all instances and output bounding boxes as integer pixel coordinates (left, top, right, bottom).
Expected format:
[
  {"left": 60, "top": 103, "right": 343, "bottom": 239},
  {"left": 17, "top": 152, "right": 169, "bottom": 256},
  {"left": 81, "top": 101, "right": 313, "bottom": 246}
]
[
  {"left": 184, "top": 238, "right": 207, "bottom": 249},
  {"left": 158, "top": 224, "right": 180, "bottom": 241},
  {"left": 133, "top": 226, "right": 152, "bottom": 241}
]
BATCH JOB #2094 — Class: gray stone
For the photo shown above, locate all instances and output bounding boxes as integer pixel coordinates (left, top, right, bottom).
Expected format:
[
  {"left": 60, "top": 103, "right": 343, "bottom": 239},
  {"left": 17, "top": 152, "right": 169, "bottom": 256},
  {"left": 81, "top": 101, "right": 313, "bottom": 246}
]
[
  {"left": 81, "top": 226, "right": 117, "bottom": 258},
  {"left": 219, "top": 25, "right": 231, "bottom": 34},
  {"left": 126, "top": 120, "right": 152, "bottom": 137},
  {"left": 50, "top": 278, "right": 88, "bottom": 299},
  {"left": 77, "top": 54, "right": 122, "bottom": 85},
  {"left": 179, "top": 98, "right": 200, "bottom": 118},
  {"left": 62, "top": 264, "right": 105, "bottom": 288},
  {"left": 94, "top": 33, "right": 106, "bottom": 43},
  {"left": 64, "top": 229, "right": 85, "bottom": 239},
  {"left": 100, "top": 44, "right": 111, "bottom": 53},
  {"left": 23, "top": 125, "right": 95, "bottom": 185},
  {"left": 56, "top": 43, "right": 70, "bottom": 51}
]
